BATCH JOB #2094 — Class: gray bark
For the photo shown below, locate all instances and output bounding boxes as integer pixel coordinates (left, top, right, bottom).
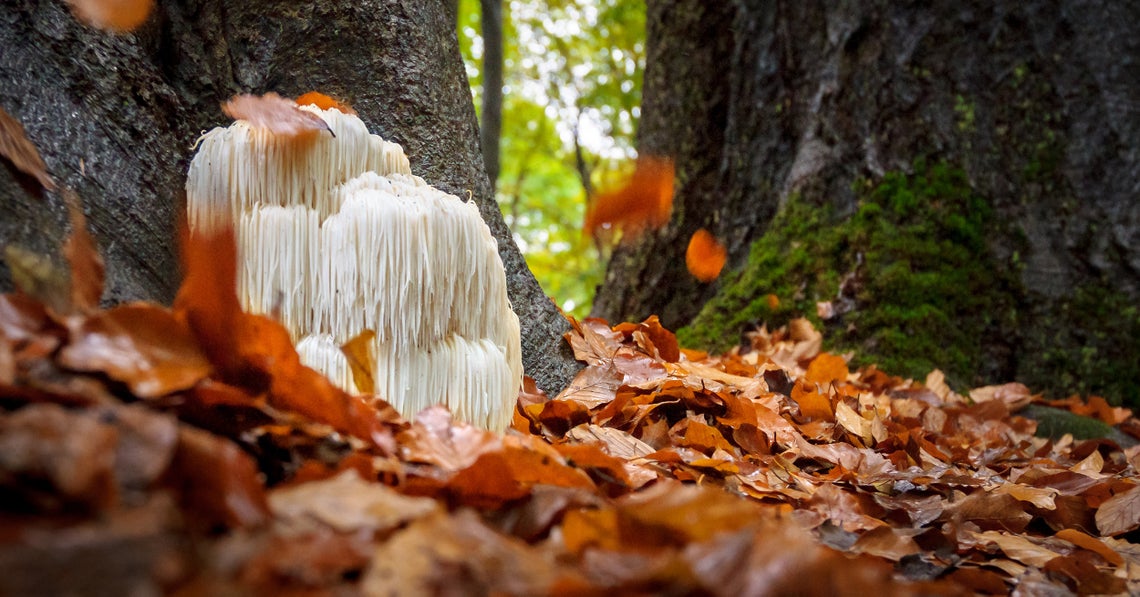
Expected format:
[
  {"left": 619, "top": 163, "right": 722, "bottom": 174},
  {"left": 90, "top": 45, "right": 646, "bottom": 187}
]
[
  {"left": 479, "top": 0, "right": 503, "bottom": 189},
  {"left": 0, "top": 0, "right": 579, "bottom": 396}
]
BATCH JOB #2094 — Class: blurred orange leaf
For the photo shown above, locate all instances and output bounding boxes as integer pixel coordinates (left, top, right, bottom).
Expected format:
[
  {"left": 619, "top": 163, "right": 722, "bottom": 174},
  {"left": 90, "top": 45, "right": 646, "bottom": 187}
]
[
  {"left": 222, "top": 93, "right": 333, "bottom": 137},
  {"left": 0, "top": 106, "right": 55, "bottom": 191},
  {"left": 584, "top": 156, "right": 673, "bottom": 243},
  {"left": 66, "top": 0, "right": 153, "bottom": 32},
  {"left": 295, "top": 91, "right": 356, "bottom": 114},
  {"left": 804, "top": 352, "right": 849, "bottom": 387},
  {"left": 685, "top": 229, "right": 727, "bottom": 282},
  {"left": 62, "top": 190, "right": 104, "bottom": 313},
  {"left": 167, "top": 425, "right": 269, "bottom": 529}
]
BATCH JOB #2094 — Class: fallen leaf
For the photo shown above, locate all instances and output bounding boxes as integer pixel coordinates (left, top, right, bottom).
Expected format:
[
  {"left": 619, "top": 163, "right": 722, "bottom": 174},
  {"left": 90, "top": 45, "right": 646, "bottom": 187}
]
[
  {"left": 59, "top": 303, "right": 210, "bottom": 398},
  {"left": 1095, "top": 483, "right": 1140, "bottom": 536},
  {"left": 1054, "top": 528, "right": 1124, "bottom": 565},
  {"left": 340, "top": 329, "right": 375, "bottom": 394},
  {"left": 805, "top": 352, "right": 849, "bottom": 386},
  {"left": 222, "top": 93, "right": 333, "bottom": 137},
  {"left": 166, "top": 424, "right": 268, "bottom": 530},
  {"left": 61, "top": 190, "right": 104, "bottom": 313},
  {"left": 295, "top": 91, "right": 356, "bottom": 114},
  {"left": 0, "top": 106, "right": 55, "bottom": 190},
  {"left": 66, "top": 0, "right": 154, "bottom": 32},
  {"left": 269, "top": 469, "right": 438, "bottom": 536},
  {"left": 965, "top": 530, "right": 1061, "bottom": 567},
  {"left": 584, "top": 156, "right": 673, "bottom": 243},
  {"left": 363, "top": 510, "right": 567, "bottom": 595},
  {"left": 685, "top": 229, "right": 727, "bottom": 282}
]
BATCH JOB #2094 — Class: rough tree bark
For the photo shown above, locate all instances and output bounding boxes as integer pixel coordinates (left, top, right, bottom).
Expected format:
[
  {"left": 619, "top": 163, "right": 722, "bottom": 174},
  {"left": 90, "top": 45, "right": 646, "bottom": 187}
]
[
  {"left": 594, "top": 1, "right": 1140, "bottom": 401},
  {"left": 479, "top": 0, "right": 503, "bottom": 190},
  {"left": 0, "top": 0, "right": 579, "bottom": 396}
]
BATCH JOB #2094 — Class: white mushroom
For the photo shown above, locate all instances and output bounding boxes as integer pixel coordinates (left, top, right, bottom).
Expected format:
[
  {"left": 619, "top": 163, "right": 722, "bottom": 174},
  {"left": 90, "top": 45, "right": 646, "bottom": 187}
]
[{"left": 186, "top": 102, "right": 522, "bottom": 432}]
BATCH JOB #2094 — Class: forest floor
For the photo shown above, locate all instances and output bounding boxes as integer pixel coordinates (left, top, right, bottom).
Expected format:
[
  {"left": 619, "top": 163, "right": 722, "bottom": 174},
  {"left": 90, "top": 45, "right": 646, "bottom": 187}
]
[{"left": 2, "top": 219, "right": 1140, "bottom": 595}]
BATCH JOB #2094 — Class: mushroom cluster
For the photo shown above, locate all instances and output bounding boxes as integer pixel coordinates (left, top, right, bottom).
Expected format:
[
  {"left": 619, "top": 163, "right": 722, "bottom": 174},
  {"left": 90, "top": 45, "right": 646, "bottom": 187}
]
[{"left": 186, "top": 102, "right": 522, "bottom": 432}]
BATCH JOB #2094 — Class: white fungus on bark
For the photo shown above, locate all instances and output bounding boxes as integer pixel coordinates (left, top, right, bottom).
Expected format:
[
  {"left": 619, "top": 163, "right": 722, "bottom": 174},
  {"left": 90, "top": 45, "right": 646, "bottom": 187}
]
[{"left": 186, "top": 104, "right": 523, "bottom": 432}]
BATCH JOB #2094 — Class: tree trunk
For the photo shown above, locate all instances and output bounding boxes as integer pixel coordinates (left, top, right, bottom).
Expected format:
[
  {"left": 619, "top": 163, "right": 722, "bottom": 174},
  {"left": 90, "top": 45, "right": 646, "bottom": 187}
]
[
  {"left": 0, "top": 0, "right": 579, "bottom": 396},
  {"left": 479, "top": 0, "right": 503, "bottom": 190},
  {"left": 594, "top": 1, "right": 1140, "bottom": 402}
]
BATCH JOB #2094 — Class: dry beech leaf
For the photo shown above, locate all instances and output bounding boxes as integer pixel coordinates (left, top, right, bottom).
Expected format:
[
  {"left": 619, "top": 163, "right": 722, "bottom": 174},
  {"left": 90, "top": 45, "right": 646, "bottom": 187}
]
[
  {"left": 62, "top": 190, "right": 104, "bottom": 313},
  {"left": 685, "top": 228, "right": 727, "bottom": 282},
  {"left": 0, "top": 106, "right": 55, "bottom": 190},
  {"left": 269, "top": 470, "right": 438, "bottom": 536},
  {"left": 1054, "top": 528, "right": 1124, "bottom": 566},
  {"left": 584, "top": 156, "right": 673, "bottom": 243},
  {"left": 67, "top": 0, "right": 153, "bottom": 32},
  {"left": 295, "top": 91, "right": 356, "bottom": 114},
  {"left": 59, "top": 303, "right": 211, "bottom": 398},
  {"left": 1095, "top": 483, "right": 1140, "bottom": 536},
  {"left": 805, "top": 352, "right": 849, "bottom": 387},
  {"left": 222, "top": 93, "right": 333, "bottom": 137},
  {"left": 341, "top": 329, "right": 376, "bottom": 394}
]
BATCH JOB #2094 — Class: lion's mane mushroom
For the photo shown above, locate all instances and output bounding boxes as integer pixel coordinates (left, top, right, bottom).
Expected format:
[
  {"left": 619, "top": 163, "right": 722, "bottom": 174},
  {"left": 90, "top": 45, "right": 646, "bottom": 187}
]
[{"left": 186, "top": 101, "right": 522, "bottom": 432}]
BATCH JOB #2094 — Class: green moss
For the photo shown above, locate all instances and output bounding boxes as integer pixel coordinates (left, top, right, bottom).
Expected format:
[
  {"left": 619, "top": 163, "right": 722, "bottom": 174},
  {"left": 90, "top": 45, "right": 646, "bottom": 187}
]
[
  {"left": 680, "top": 161, "right": 1016, "bottom": 389},
  {"left": 1018, "top": 284, "right": 1140, "bottom": 406},
  {"left": 681, "top": 159, "right": 1140, "bottom": 408}
]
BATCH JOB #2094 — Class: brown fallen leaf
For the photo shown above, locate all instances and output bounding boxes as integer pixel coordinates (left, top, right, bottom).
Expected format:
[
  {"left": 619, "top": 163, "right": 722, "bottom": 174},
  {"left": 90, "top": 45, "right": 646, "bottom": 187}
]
[
  {"left": 295, "top": 91, "right": 356, "bottom": 115},
  {"left": 222, "top": 93, "right": 333, "bottom": 137},
  {"left": 61, "top": 190, "right": 105, "bottom": 313},
  {"left": 1095, "top": 483, "right": 1140, "bottom": 536},
  {"left": 0, "top": 106, "right": 56, "bottom": 191},
  {"left": 59, "top": 303, "right": 211, "bottom": 398},
  {"left": 268, "top": 469, "right": 438, "bottom": 536},
  {"left": 66, "top": 0, "right": 154, "bottom": 32},
  {"left": 340, "top": 329, "right": 375, "bottom": 394}
]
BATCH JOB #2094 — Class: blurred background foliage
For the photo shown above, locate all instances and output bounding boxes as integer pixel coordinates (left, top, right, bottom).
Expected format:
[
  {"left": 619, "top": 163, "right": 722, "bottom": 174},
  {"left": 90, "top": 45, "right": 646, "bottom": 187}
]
[{"left": 457, "top": 0, "right": 645, "bottom": 317}]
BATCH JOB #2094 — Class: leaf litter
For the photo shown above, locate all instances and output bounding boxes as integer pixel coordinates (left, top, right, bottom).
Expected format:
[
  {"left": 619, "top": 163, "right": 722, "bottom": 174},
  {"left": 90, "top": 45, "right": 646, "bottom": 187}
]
[{"left": 3, "top": 166, "right": 1140, "bottom": 595}]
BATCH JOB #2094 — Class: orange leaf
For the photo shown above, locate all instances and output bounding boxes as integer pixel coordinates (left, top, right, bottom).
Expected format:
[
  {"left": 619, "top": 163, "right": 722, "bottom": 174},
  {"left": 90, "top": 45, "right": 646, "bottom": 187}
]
[
  {"left": 562, "top": 508, "right": 620, "bottom": 555},
  {"left": 62, "top": 190, "right": 104, "bottom": 313},
  {"left": 1055, "top": 528, "right": 1124, "bottom": 566},
  {"left": 59, "top": 303, "right": 211, "bottom": 398},
  {"left": 222, "top": 93, "right": 333, "bottom": 137},
  {"left": 804, "top": 352, "right": 849, "bottom": 387},
  {"left": 765, "top": 293, "right": 780, "bottom": 310},
  {"left": 0, "top": 106, "right": 55, "bottom": 190},
  {"left": 341, "top": 329, "right": 376, "bottom": 394},
  {"left": 792, "top": 379, "right": 834, "bottom": 421},
  {"left": 174, "top": 220, "right": 392, "bottom": 447},
  {"left": 66, "top": 0, "right": 153, "bottom": 32},
  {"left": 295, "top": 91, "right": 356, "bottom": 114},
  {"left": 685, "top": 229, "right": 727, "bottom": 282},
  {"left": 584, "top": 156, "right": 673, "bottom": 243},
  {"left": 167, "top": 425, "right": 269, "bottom": 529}
]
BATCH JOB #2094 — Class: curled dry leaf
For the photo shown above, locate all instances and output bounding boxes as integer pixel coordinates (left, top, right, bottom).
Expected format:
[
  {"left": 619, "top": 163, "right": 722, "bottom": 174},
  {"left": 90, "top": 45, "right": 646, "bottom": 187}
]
[
  {"left": 685, "top": 229, "right": 727, "bottom": 282},
  {"left": 0, "top": 106, "right": 55, "bottom": 190},
  {"left": 66, "top": 0, "right": 154, "bottom": 32},
  {"left": 62, "top": 190, "right": 105, "bottom": 313},
  {"left": 295, "top": 91, "right": 356, "bottom": 115},
  {"left": 584, "top": 156, "right": 674, "bottom": 244},
  {"left": 222, "top": 93, "right": 333, "bottom": 137}
]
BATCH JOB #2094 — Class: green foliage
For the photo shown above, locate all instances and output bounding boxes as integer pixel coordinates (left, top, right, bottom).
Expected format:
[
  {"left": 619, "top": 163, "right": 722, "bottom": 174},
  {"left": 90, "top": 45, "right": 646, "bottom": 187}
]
[
  {"left": 680, "top": 161, "right": 1016, "bottom": 389},
  {"left": 457, "top": 0, "right": 645, "bottom": 316}
]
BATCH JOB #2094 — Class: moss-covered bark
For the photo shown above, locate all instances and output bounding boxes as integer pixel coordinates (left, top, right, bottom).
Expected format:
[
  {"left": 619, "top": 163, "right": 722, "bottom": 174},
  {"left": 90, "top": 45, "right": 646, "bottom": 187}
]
[{"left": 681, "top": 161, "right": 1140, "bottom": 405}]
